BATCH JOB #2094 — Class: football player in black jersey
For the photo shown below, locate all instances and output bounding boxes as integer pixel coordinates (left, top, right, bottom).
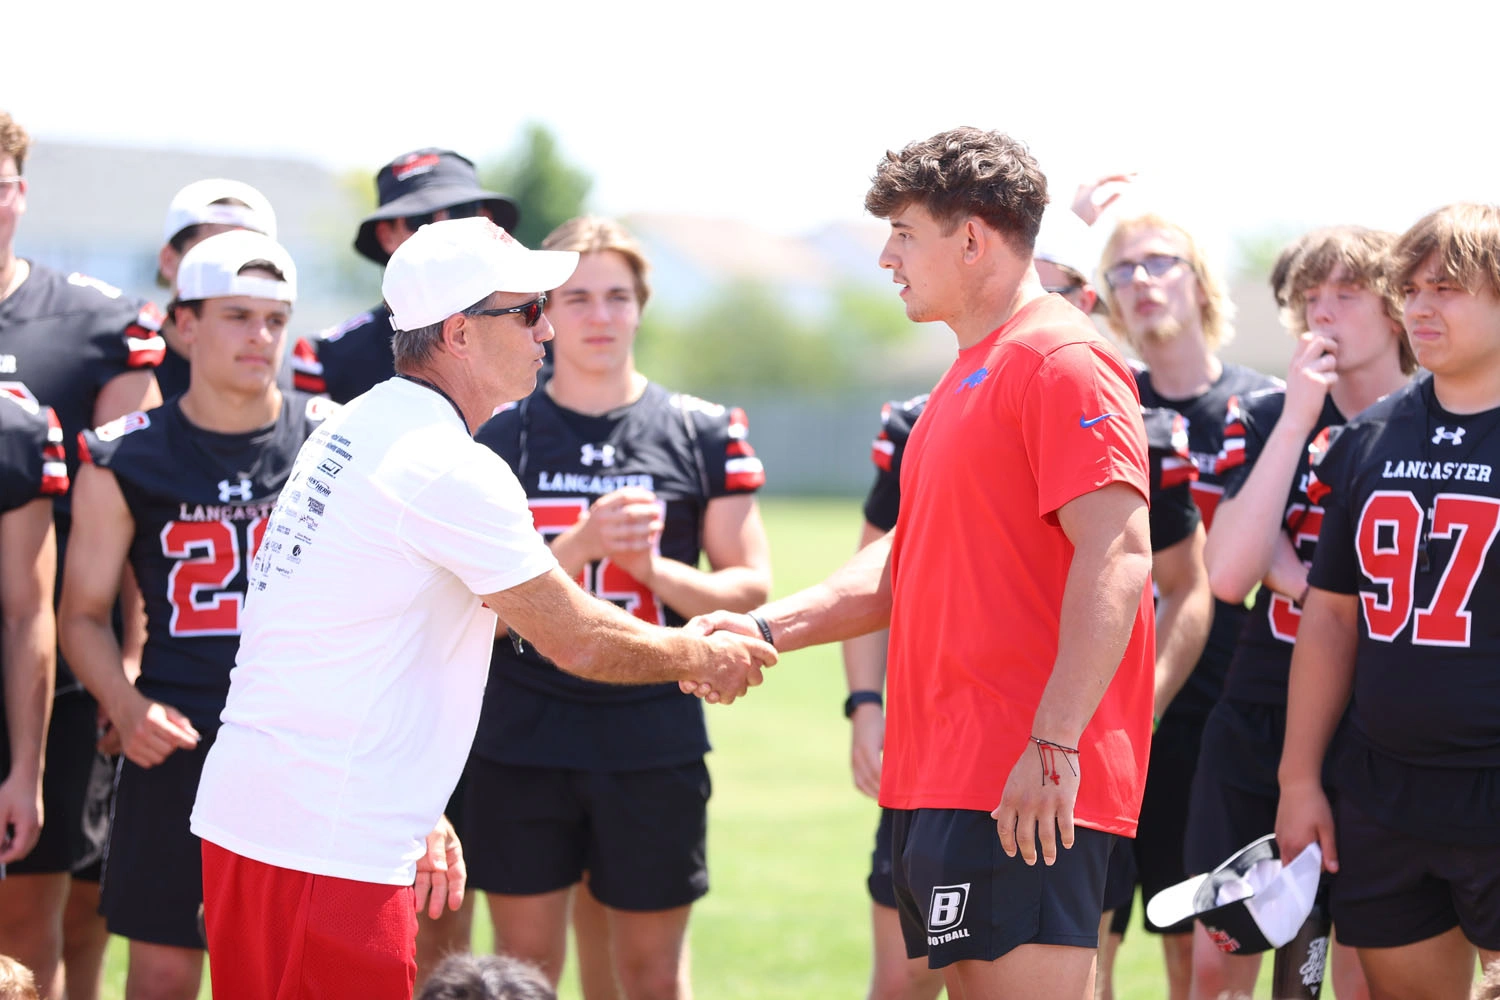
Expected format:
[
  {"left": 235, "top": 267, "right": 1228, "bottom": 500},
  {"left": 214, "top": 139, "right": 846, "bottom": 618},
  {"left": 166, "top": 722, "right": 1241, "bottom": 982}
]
[
  {"left": 291, "top": 148, "right": 520, "bottom": 404},
  {"left": 0, "top": 396, "right": 66, "bottom": 873},
  {"left": 59, "top": 231, "right": 331, "bottom": 1000},
  {"left": 153, "top": 179, "right": 282, "bottom": 401},
  {"left": 467, "top": 217, "right": 769, "bottom": 1000},
  {"left": 0, "top": 109, "right": 165, "bottom": 1000},
  {"left": 1279, "top": 204, "right": 1500, "bottom": 1000},
  {"left": 1097, "top": 213, "right": 1279, "bottom": 997},
  {"left": 1192, "top": 227, "right": 1413, "bottom": 999}
]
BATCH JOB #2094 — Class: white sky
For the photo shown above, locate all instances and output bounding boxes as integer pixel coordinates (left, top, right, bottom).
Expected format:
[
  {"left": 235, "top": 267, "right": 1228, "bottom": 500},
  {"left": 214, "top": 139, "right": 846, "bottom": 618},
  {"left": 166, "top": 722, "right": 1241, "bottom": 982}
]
[{"left": 9, "top": 0, "right": 1499, "bottom": 268}]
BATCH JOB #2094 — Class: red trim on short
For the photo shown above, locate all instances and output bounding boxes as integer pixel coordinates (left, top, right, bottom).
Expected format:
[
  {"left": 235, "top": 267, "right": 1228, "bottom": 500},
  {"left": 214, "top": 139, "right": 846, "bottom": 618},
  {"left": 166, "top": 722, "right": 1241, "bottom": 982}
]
[
  {"left": 201, "top": 840, "right": 416, "bottom": 1000},
  {"left": 76, "top": 431, "right": 93, "bottom": 466}
]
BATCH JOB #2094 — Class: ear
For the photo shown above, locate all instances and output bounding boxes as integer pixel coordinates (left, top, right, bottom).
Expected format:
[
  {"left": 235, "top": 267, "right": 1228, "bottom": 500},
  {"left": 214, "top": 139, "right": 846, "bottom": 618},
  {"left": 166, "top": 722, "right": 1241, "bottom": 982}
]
[
  {"left": 175, "top": 306, "right": 197, "bottom": 351},
  {"left": 158, "top": 244, "right": 180, "bottom": 287},
  {"left": 962, "top": 218, "right": 987, "bottom": 264},
  {"left": 1079, "top": 288, "right": 1099, "bottom": 314},
  {"left": 439, "top": 313, "right": 471, "bottom": 358}
]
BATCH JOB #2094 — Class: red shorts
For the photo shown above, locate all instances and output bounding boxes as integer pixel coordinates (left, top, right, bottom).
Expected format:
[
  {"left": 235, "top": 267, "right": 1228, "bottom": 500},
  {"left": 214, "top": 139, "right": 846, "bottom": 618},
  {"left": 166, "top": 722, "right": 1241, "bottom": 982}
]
[{"left": 201, "top": 840, "right": 417, "bottom": 1000}]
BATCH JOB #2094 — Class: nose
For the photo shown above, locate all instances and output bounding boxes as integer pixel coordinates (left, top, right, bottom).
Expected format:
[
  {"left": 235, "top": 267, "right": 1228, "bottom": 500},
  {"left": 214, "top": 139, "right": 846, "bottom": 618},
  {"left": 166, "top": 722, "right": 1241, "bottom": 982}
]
[
  {"left": 878, "top": 238, "right": 899, "bottom": 271},
  {"left": 1310, "top": 296, "right": 1335, "bottom": 327},
  {"left": 535, "top": 315, "right": 556, "bottom": 343},
  {"left": 589, "top": 297, "right": 612, "bottom": 323}
]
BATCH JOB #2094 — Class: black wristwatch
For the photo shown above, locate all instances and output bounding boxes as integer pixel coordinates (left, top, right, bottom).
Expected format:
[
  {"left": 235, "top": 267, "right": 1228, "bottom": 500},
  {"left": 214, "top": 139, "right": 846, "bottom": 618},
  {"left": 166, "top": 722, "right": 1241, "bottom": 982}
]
[{"left": 844, "top": 690, "right": 883, "bottom": 719}]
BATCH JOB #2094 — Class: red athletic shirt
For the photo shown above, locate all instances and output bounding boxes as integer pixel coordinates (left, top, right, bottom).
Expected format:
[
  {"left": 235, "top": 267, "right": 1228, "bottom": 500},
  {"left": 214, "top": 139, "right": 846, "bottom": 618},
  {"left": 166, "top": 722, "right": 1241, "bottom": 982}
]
[{"left": 879, "top": 295, "right": 1155, "bottom": 837}]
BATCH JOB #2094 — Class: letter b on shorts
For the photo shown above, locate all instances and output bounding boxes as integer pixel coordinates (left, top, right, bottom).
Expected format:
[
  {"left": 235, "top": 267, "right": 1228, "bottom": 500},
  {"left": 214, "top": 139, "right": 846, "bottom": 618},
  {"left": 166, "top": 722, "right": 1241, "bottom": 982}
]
[{"left": 927, "top": 883, "right": 970, "bottom": 932}]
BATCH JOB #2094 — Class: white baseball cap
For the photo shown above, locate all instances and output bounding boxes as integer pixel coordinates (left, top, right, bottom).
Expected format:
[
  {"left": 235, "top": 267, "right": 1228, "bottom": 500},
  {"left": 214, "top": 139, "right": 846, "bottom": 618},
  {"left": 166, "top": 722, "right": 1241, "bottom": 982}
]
[
  {"left": 1034, "top": 206, "right": 1098, "bottom": 279},
  {"left": 383, "top": 217, "right": 579, "bottom": 332},
  {"left": 163, "top": 179, "right": 277, "bottom": 244},
  {"left": 176, "top": 230, "right": 297, "bottom": 304}
]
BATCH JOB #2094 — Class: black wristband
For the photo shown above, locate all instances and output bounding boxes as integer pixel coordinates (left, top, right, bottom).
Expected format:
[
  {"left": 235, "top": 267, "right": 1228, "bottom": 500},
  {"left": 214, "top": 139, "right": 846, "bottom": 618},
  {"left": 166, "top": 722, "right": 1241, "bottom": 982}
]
[
  {"left": 747, "top": 610, "right": 775, "bottom": 648},
  {"left": 844, "top": 690, "right": 883, "bottom": 719}
]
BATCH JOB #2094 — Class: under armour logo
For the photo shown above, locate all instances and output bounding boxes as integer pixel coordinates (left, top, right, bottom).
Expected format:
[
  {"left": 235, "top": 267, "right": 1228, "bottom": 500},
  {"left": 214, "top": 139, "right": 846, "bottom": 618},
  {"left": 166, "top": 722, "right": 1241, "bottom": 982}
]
[
  {"left": 1432, "top": 426, "right": 1466, "bottom": 445},
  {"left": 927, "top": 883, "right": 970, "bottom": 932},
  {"left": 580, "top": 444, "right": 617, "bottom": 467},
  {"left": 218, "top": 479, "right": 253, "bottom": 502}
]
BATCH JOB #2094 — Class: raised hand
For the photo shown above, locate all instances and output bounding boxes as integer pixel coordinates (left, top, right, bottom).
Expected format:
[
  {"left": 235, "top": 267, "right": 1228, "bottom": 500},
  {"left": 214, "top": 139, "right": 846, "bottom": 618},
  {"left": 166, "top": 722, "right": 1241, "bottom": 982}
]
[
  {"left": 1071, "top": 172, "right": 1137, "bottom": 226},
  {"left": 578, "top": 487, "right": 664, "bottom": 563},
  {"left": 991, "top": 738, "right": 1081, "bottom": 866},
  {"left": 1283, "top": 331, "right": 1339, "bottom": 433},
  {"left": 414, "top": 814, "right": 467, "bottom": 919}
]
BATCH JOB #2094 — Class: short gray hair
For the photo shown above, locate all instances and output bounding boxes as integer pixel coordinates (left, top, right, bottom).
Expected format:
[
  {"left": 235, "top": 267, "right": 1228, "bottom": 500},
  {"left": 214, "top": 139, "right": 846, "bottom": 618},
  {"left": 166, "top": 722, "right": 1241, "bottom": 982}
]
[{"left": 388, "top": 294, "right": 492, "bottom": 371}]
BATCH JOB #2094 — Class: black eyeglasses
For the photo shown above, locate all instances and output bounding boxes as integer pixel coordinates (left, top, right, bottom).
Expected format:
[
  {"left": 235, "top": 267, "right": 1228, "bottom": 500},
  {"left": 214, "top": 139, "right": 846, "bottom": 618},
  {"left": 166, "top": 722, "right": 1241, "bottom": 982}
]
[
  {"left": 405, "top": 201, "right": 487, "bottom": 230},
  {"left": 1103, "top": 254, "right": 1186, "bottom": 290},
  {"left": 1045, "top": 281, "right": 1084, "bottom": 296},
  {"left": 466, "top": 293, "right": 547, "bottom": 328}
]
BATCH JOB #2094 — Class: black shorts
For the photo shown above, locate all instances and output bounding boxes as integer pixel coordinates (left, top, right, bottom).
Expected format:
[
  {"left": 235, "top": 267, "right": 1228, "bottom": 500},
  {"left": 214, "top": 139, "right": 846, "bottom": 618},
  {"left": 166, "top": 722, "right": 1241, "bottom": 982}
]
[
  {"left": 99, "top": 732, "right": 215, "bottom": 948},
  {"left": 868, "top": 808, "right": 897, "bottom": 908},
  {"left": 7, "top": 691, "right": 111, "bottom": 878},
  {"left": 1182, "top": 699, "right": 1283, "bottom": 878},
  {"left": 1124, "top": 714, "right": 1203, "bottom": 934},
  {"left": 1331, "top": 794, "right": 1500, "bottom": 950},
  {"left": 461, "top": 757, "right": 709, "bottom": 912},
  {"left": 1102, "top": 836, "right": 1137, "bottom": 933},
  {"left": 889, "top": 807, "right": 1117, "bottom": 969}
]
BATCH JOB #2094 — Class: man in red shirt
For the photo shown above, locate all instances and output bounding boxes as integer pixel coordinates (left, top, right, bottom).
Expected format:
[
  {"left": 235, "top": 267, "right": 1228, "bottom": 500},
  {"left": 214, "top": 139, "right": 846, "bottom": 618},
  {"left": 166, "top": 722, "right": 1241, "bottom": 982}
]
[{"left": 689, "top": 127, "right": 1155, "bottom": 999}]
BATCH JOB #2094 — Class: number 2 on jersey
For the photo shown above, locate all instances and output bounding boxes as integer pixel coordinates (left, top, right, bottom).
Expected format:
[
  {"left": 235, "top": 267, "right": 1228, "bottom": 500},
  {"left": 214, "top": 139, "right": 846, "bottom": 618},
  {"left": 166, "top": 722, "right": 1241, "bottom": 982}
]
[
  {"left": 529, "top": 498, "right": 664, "bottom": 626},
  {"left": 1357, "top": 491, "right": 1500, "bottom": 647},
  {"left": 161, "top": 519, "right": 269, "bottom": 636}
]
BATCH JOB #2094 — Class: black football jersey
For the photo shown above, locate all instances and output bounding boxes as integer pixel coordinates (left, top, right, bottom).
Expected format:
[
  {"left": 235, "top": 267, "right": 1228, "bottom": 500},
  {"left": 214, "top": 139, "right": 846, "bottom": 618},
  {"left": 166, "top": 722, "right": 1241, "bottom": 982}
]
[
  {"left": 0, "top": 396, "right": 67, "bottom": 760},
  {"left": 1213, "top": 389, "right": 1347, "bottom": 705},
  {"left": 1137, "top": 363, "right": 1281, "bottom": 722},
  {"left": 291, "top": 305, "right": 395, "bottom": 404},
  {"left": 862, "top": 394, "right": 1199, "bottom": 548},
  {"left": 0, "top": 263, "right": 164, "bottom": 510},
  {"left": 1307, "top": 375, "right": 1500, "bottom": 842},
  {"left": 863, "top": 394, "right": 928, "bottom": 533},
  {"left": 79, "top": 391, "right": 336, "bottom": 732},
  {"left": 471, "top": 381, "right": 766, "bottom": 771}
]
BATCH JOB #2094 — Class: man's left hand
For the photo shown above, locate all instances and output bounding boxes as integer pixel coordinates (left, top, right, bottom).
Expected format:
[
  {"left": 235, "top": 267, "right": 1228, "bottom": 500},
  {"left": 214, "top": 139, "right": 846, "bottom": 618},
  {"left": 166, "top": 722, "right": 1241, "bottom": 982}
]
[
  {"left": 991, "top": 741, "right": 1081, "bottom": 866},
  {"left": 414, "top": 815, "right": 466, "bottom": 919}
]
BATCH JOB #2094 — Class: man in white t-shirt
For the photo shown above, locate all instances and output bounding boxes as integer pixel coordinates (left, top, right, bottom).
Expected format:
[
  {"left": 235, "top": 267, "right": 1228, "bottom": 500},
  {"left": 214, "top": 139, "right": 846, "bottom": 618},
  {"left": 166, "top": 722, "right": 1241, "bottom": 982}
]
[{"left": 189, "top": 217, "right": 776, "bottom": 1000}]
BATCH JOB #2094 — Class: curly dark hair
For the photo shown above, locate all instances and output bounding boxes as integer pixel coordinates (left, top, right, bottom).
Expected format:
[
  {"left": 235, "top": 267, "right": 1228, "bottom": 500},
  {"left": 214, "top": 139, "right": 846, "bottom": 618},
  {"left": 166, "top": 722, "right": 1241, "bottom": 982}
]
[
  {"left": 0, "top": 111, "right": 30, "bottom": 174},
  {"left": 864, "top": 127, "right": 1048, "bottom": 253}
]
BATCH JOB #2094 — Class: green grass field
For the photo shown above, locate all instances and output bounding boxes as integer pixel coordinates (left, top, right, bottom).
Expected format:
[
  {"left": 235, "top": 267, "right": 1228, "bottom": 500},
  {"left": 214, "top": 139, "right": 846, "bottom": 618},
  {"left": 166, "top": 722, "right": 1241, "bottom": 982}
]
[{"left": 99, "top": 497, "right": 1274, "bottom": 999}]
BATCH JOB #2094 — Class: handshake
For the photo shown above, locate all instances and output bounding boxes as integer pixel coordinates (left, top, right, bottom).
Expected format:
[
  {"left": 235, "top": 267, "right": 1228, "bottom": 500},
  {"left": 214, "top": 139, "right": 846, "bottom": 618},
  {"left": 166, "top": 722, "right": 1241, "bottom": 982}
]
[{"left": 678, "top": 611, "right": 778, "bottom": 705}]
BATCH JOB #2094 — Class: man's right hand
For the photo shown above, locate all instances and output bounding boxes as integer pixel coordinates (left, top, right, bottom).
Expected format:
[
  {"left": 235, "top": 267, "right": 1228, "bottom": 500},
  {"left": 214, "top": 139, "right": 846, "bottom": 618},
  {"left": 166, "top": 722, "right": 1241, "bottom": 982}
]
[
  {"left": 111, "top": 690, "right": 200, "bottom": 768},
  {"left": 1275, "top": 779, "right": 1339, "bottom": 874},
  {"left": 565, "top": 487, "right": 663, "bottom": 564},
  {"left": 1283, "top": 331, "right": 1338, "bottom": 432},
  {"left": 679, "top": 612, "right": 775, "bottom": 704}
]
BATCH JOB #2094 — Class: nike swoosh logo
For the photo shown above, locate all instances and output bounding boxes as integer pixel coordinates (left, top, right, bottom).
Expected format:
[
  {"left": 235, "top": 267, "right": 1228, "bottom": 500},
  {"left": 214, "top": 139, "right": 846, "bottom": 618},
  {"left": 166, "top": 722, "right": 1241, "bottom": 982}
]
[{"left": 1079, "top": 413, "right": 1118, "bottom": 428}]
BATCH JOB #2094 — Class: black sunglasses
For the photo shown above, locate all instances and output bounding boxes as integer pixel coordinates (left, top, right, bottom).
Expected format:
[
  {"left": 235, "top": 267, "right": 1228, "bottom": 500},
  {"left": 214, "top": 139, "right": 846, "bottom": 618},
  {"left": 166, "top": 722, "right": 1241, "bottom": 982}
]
[
  {"left": 1103, "top": 254, "right": 1187, "bottom": 290},
  {"left": 1044, "top": 281, "right": 1085, "bottom": 296},
  {"left": 404, "top": 201, "right": 487, "bottom": 230},
  {"left": 467, "top": 293, "right": 547, "bottom": 328}
]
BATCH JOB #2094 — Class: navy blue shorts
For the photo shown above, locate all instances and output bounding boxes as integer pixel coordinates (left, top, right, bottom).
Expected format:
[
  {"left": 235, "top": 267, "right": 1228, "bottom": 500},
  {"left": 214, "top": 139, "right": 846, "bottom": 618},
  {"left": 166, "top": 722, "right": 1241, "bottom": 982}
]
[{"left": 890, "top": 807, "right": 1118, "bottom": 969}]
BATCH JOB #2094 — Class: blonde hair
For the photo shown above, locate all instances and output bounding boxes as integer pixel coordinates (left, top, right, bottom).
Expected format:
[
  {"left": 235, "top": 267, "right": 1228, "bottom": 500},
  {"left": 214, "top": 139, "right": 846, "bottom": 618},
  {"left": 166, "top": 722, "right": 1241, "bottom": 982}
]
[
  {"left": 1099, "top": 214, "right": 1236, "bottom": 350},
  {"left": 1282, "top": 226, "right": 1416, "bottom": 374},
  {"left": 1392, "top": 202, "right": 1500, "bottom": 301},
  {"left": 0, "top": 956, "right": 38, "bottom": 1000},
  {"left": 541, "top": 216, "right": 652, "bottom": 309}
]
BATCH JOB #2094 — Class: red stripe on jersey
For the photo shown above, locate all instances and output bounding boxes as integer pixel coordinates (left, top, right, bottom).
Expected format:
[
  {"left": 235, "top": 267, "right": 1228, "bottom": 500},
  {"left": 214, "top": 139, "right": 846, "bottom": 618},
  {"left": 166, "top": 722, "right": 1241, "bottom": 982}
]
[
  {"left": 1306, "top": 472, "right": 1331, "bottom": 505},
  {"left": 41, "top": 465, "right": 69, "bottom": 495},
  {"left": 1161, "top": 457, "right": 1197, "bottom": 488},
  {"left": 727, "top": 407, "right": 750, "bottom": 436},
  {"left": 125, "top": 325, "right": 167, "bottom": 368},
  {"left": 725, "top": 456, "right": 765, "bottom": 491},
  {"left": 42, "top": 409, "right": 66, "bottom": 463},
  {"left": 76, "top": 430, "right": 93, "bottom": 466},
  {"left": 871, "top": 434, "right": 894, "bottom": 472},
  {"left": 1214, "top": 438, "right": 1246, "bottom": 474},
  {"left": 726, "top": 440, "right": 754, "bottom": 458},
  {"left": 293, "top": 372, "right": 328, "bottom": 394},
  {"left": 291, "top": 338, "right": 327, "bottom": 395}
]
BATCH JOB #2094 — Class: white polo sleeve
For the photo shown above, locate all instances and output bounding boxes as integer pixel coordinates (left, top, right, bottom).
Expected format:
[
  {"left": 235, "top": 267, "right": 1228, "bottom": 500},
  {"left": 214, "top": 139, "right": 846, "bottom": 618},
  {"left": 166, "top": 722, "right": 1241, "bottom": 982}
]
[{"left": 397, "top": 443, "right": 557, "bottom": 596}]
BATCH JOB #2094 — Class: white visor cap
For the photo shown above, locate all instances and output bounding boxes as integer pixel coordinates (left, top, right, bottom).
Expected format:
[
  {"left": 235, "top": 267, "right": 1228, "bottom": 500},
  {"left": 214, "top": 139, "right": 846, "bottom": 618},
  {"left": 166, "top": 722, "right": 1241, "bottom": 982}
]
[
  {"left": 163, "top": 178, "right": 277, "bottom": 244},
  {"left": 382, "top": 217, "right": 579, "bottom": 332},
  {"left": 176, "top": 230, "right": 297, "bottom": 304}
]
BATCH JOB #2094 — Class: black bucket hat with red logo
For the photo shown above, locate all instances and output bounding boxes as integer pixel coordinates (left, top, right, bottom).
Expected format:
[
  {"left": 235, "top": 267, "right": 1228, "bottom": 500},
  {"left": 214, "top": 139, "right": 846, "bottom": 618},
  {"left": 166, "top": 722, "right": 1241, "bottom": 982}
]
[{"left": 354, "top": 148, "right": 520, "bottom": 265}]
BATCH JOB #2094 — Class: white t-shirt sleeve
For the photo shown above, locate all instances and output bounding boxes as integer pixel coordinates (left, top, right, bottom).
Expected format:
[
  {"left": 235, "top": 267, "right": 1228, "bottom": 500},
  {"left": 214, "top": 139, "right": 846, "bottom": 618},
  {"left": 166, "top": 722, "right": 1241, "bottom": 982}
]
[{"left": 398, "top": 445, "right": 557, "bottom": 595}]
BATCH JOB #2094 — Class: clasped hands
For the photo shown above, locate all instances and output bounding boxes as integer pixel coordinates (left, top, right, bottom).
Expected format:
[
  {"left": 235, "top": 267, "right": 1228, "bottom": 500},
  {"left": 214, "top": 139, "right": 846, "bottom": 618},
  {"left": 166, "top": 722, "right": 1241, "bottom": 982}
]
[{"left": 678, "top": 611, "right": 777, "bottom": 706}]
